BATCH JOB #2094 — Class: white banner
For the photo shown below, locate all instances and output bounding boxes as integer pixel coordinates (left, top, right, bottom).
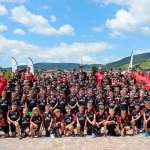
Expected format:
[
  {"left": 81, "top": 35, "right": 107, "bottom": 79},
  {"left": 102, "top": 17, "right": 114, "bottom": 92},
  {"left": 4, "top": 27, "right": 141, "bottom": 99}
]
[
  {"left": 11, "top": 57, "right": 18, "bottom": 73},
  {"left": 128, "top": 50, "right": 134, "bottom": 71},
  {"left": 27, "top": 57, "right": 34, "bottom": 75}
]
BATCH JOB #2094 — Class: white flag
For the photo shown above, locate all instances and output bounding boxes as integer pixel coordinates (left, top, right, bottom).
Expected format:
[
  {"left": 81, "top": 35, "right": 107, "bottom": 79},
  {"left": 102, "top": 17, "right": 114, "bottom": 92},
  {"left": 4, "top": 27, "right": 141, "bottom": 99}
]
[
  {"left": 11, "top": 57, "right": 18, "bottom": 73},
  {"left": 128, "top": 50, "right": 134, "bottom": 71},
  {"left": 27, "top": 57, "right": 34, "bottom": 75}
]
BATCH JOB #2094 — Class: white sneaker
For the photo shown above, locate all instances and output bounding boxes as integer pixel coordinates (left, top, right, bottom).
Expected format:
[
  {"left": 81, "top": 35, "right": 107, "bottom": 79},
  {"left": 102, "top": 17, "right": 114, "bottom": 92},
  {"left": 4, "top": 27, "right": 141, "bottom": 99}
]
[{"left": 51, "top": 134, "right": 55, "bottom": 138}]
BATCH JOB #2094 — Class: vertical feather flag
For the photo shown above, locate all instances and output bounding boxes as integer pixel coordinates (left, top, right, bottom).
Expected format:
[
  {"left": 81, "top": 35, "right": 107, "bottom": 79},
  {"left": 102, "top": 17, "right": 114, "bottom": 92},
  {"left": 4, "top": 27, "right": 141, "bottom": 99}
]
[
  {"left": 128, "top": 50, "right": 134, "bottom": 72},
  {"left": 11, "top": 57, "right": 18, "bottom": 73},
  {"left": 27, "top": 57, "right": 34, "bottom": 75}
]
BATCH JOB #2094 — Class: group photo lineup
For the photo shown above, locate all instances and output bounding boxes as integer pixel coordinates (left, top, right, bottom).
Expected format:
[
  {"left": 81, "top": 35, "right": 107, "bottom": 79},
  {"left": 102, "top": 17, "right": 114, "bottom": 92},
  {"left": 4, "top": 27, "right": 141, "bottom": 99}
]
[
  {"left": 0, "top": 56, "right": 150, "bottom": 139},
  {"left": 0, "top": 0, "right": 150, "bottom": 150}
]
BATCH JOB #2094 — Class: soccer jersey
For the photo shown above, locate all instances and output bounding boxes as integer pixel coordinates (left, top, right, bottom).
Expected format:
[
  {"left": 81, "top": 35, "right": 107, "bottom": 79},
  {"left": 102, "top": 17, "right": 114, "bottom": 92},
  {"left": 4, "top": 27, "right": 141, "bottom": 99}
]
[
  {"left": 8, "top": 110, "right": 20, "bottom": 121},
  {"left": 64, "top": 113, "right": 75, "bottom": 125},
  {"left": 31, "top": 115, "right": 42, "bottom": 125},
  {"left": 44, "top": 112, "right": 53, "bottom": 127},
  {"left": 86, "top": 110, "right": 95, "bottom": 121}
]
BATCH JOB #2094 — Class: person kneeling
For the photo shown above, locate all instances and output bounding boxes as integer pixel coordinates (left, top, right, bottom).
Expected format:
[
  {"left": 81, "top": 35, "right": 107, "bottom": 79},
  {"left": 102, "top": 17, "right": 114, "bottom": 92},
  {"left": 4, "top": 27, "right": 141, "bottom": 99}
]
[
  {"left": 143, "top": 98, "right": 150, "bottom": 137},
  {"left": 43, "top": 105, "right": 53, "bottom": 137},
  {"left": 53, "top": 109, "right": 64, "bottom": 137},
  {"left": 120, "top": 108, "right": 130, "bottom": 136},
  {"left": 104, "top": 107, "right": 120, "bottom": 136},
  {"left": 0, "top": 110, "right": 9, "bottom": 137},
  {"left": 96, "top": 104, "right": 106, "bottom": 136},
  {"left": 85, "top": 103, "right": 96, "bottom": 138},
  {"left": 64, "top": 106, "right": 75, "bottom": 136},
  {"left": 30, "top": 107, "right": 43, "bottom": 138},
  {"left": 76, "top": 105, "right": 86, "bottom": 136},
  {"left": 20, "top": 108, "right": 30, "bottom": 138},
  {"left": 7, "top": 104, "right": 21, "bottom": 138}
]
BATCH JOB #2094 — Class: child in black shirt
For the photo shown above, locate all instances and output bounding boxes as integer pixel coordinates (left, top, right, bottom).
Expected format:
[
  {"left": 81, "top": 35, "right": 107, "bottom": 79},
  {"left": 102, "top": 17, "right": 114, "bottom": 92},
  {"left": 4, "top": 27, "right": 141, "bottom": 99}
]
[
  {"left": 76, "top": 105, "right": 86, "bottom": 136},
  {"left": 30, "top": 107, "right": 43, "bottom": 137},
  {"left": 7, "top": 104, "right": 21, "bottom": 137},
  {"left": 85, "top": 102, "right": 96, "bottom": 137},
  {"left": 64, "top": 106, "right": 75, "bottom": 136},
  {"left": 96, "top": 104, "right": 106, "bottom": 136},
  {"left": 21, "top": 108, "right": 30, "bottom": 138},
  {"left": 43, "top": 105, "right": 53, "bottom": 137}
]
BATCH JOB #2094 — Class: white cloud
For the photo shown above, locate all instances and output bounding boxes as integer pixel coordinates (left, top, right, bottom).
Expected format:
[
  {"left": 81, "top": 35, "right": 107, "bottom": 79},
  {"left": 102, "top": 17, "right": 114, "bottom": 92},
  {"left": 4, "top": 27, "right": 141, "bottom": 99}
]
[
  {"left": 92, "top": 0, "right": 150, "bottom": 35},
  {"left": 0, "top": 24, "right": 8, "bottom": 32},
  {"left": 110, "top": 30, "right": 124, "bottom": 38},
  {"left": 135, "top": 49, "right": 150, "bottom": 55},
  {"left": 106, "top": 9, "right": 136, "bottom": 32},
  {"left": 101, "top": 56, "right": 122, "bottom": 64},
  {"left": 50, "top": 15, "right": 56, "bottom": 23},
  {"left": 0, "top": 4, "right": 8, "bottom": 16},
  {"left": 0, "top": 35, "right": 111, "bottom": 65},
  {"left": 43, "top": 5, "right": 49, "bottom": 10},
  {"left": 91, "top": 0, "right": 129, "bottom": 5},
  {"left": 91, "top": 26, "right": 103, "bottom": 32},
  {"left": 105, "top": 0, "right": 150, "bottom": 35},
  {"left": 141, "top": 27, "right": 150, "bottom": 35},
  {"left": 13, "top": 28, "right": 26, "bottom": 35},
  {"left": 11, "top": 6, "right": 75, "bottom": 36},
  {"left": 59, "top": 24, "right": 74, "bottom": 36}
]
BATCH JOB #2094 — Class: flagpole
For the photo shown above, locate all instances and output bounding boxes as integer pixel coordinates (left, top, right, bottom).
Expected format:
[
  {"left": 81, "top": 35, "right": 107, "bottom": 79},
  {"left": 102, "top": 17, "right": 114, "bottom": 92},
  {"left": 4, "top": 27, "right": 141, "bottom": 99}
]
[
  {"left": 11, "top": 56, "right": 18, "bottom": 73},
  {"left": 80, "top": 56, "right": 83, "bottom": 66},
  {"left": 128, "top": 50, "right": 134, "bottom": 72}
]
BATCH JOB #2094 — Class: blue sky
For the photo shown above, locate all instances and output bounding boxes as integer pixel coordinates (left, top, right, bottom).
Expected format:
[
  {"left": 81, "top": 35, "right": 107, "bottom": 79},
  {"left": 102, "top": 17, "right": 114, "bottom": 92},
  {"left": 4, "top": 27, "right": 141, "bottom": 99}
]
[{"left": 0, "top": 0, "right": 150, "bottom": 67}]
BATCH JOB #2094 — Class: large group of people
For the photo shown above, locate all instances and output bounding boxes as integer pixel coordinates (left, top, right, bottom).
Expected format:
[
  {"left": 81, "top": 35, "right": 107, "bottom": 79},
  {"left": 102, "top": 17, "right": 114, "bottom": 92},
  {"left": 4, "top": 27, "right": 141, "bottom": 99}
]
[{"left": 0, "top": 66, "right": 150, "bottom": 139}]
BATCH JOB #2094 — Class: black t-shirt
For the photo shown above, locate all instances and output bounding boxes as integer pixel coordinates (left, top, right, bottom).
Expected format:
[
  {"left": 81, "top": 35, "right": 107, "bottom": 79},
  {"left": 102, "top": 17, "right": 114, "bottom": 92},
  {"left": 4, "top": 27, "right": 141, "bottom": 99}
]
[
  {"left": 64, "top": 113, "right": 74, "bottom": 125},
  {"left": 27, "top": 96, "right": 37, "bottom": 111},
  {"left": 86, "top": 96, "right": 95, "bottom": 105},
  {"left": 44, "top": 112, "right": 52, "bottom": 126},
  {"left": 61, "top": 83, "right": 69, "bottom": 95},
  {"left": 8, "top": 110, "right": 20, "bottom": 121},
  {"left": 96, "top": 112, "right": 105, "bottom": 122},
  {"left": 21, "top": 115, "right": 30, "bottom": 126},
  {"left": 77, "top": 112, "right": 86, "bottom": 123},
  {"left": 119, "top": 97, "right": 128, "bottom": 110},
  {"left": 128, "top": 99, "right": 135, "bottom": 109},
  {"left": 0, "top": 98, "right": 10, "bottom": 113},
  {"left": 67, "top": 95, "right": 77, "bottom": 107},
  {"left": 58, "top": 97, "right": 66, "bottom": 111},
  {"left": 144, "top": 108, "right": 150, "bottom": 119},
  {"left": 38, "top": 96, "right": 46, "bottom": 112},
  {"left": 31, "top": 115, "right": 42, "bottom": 125},
  {"left": 48, "top": 96, "right": 57, "bottom": 108},
  {"left": 78, "top": 96, "right": 86, "bottom": 106},
  {"left": 86, "top": 110, "right": 95, "bottom": 121},
  {"left": 132, "top": 110, "right": 141, "bottom": 119}
]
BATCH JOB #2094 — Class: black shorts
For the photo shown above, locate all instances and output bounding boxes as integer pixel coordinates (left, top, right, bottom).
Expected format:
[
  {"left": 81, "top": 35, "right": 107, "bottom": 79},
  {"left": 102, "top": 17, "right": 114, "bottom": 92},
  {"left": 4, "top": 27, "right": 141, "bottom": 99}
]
[
  {"left": 135, "top": 119, "right": 142, "bottom": 129},
  {"left": 79, "top": 121, "right": 85, "bottom": 131},
  {"left": 21, "top": 124, "right": 30, "bottom": 133},
  {"left": 35, "top": 123, "right": 41, "bottom": 131},
  {"left": 86, "top": 122, "right": 96, "bottom": 135},
  {"left": 147, "top": 120, "right": 150, "bottom": 128},
  {"left": 107, "top": 123, "right": 116, "bottom": 136}
]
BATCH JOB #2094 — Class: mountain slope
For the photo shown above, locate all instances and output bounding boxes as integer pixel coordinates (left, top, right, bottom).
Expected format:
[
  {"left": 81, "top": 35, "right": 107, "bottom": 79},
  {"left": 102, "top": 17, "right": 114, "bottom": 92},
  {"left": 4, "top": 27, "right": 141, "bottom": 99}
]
[
  {"left": 105, "top": 52, "right": 150, "bottom": 69},
  {"left": 3, "top": 52, "right": 150, "bottom": 71}
]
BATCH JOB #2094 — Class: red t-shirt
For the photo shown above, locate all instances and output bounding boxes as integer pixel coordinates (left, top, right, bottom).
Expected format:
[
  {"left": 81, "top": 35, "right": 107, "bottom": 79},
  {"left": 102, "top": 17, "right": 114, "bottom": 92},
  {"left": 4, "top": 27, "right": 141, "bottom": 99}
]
[
  {"left": 96, "top": 72, "right": 104, "bottom": 87},
  {"left": 0, "top": 77, "right": 7, "bottom": 96},
  {"left": 24, "top": 72, "right": 34, "bottom": 81}
]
